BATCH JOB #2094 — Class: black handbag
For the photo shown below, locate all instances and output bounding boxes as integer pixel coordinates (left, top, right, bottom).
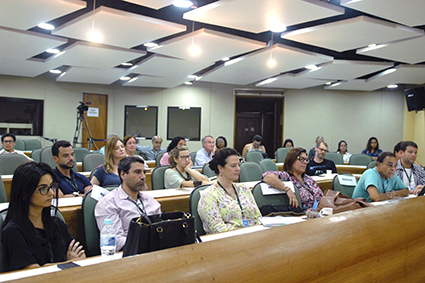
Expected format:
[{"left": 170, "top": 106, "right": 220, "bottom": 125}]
[
  {"left": 122, "top": 211, "right": 196, "bottom": 257},
  {"left": 259, "top": 204, "right": 304, "bottom": 216}
]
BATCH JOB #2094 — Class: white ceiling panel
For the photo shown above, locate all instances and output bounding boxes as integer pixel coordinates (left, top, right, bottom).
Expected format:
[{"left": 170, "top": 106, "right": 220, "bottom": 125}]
[
  {"left": 341, "top": 0, "right": 425, "bottom": 27},
  {"left": 132, "top": 55, "right": 207, "bottom": 78},
  {"left": 229, "top": 43, "right": 333, "bottom": 75},
  {"left": 367, "top": 65, "right": 425, "bottom": 85},
  {"left": 47, "top": 42, "right": 145, "bottom": 69},
  {"left": 281, "top": 16, "right": 424, "bottom": 52},
  {"left": 298, "top": 60, "right": 394, "bottom": 80},
  {"left": 184, "top": 0, "right": 344, "bottom": 33},
  {"left": 202, "top": 65, "right": 271, "bottom": 85},
  {"left": 0, "top": 0, "right": 86, "bottom": 30},
  {"left": 56, "top": 66, "right": 127, "bottom": 84},
  {"left": 53, "top": 6, "right": 186, "bottom": 48},
  {"left": 153, "top": 28, "right": 266, "bottom": 64},
  {"left": 124, "top": 75, "right": 186, "bottom": 88},
  {"left": 0, "top": 26, "right": 67, "bottom": 60},
  {"left": 324, "top": 79, "right": 390, "bottom": 91},
  {"left": 0, "top": 57, "right": 56, "bottom": 77},
  {"left": 357, "top": 36, "right": 425, "bottom": 65},
  {"left": 256, "top": 73, "right": 328, "bottom": 89},
  {"left": 123, "top": 0, "right": 175, "bottom": 10}
]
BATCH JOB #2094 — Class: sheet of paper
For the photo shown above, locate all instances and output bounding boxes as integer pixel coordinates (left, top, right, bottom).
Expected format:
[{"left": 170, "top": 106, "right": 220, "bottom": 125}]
[
  {"left": 259, "top": 216, "right": 306, "bottom": 227},
  {"left": 90, "top": 184, "right": 112, "bottom": 201},
  {"left": 261, "top": 181, "right": 294, "bottom": 195},
  {"left": 338, "top": 174, "right": 357, "bottom": 186}
]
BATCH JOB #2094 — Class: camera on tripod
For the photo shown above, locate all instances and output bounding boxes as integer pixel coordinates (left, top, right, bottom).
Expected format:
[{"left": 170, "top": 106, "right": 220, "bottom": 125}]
[{"left": 77, "top": 101, "right": 91, "bottom": 115}]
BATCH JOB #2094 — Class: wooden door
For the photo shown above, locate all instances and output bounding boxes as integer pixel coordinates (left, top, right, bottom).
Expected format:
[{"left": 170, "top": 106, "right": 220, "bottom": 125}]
[
  {"left": 81, "top": 93, "right": 108, "bottom": 150},
  {"left": 234, "top": 113, "right": 262, "bottom": 154}
]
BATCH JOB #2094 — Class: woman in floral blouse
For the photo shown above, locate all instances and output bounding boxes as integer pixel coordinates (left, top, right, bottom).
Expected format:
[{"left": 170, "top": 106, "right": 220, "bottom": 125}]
[
  {"left": 262, "top": 147, "right": 323, "bottom": 212},
  {"left": 198, "top": 148, "right": 261, "bottom": 234}
]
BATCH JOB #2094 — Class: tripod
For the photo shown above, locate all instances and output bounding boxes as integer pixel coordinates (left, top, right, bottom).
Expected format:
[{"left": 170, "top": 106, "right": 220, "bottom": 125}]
[{"left": 72, "top": 110, "right": 98, "bottom": 150}]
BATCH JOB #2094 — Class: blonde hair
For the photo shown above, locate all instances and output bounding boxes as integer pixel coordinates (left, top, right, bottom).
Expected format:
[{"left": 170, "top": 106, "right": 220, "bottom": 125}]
[
  {"left": 169, "top": 145, "right": 189, "bottom": 168},
  {"left": 104, "top": 136, "right": 123, "bottom": 173}
]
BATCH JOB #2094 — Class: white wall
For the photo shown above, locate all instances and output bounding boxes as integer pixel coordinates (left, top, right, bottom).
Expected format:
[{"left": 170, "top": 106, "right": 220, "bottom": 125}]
[{"left": 0, "top": 75, "right": 405, "bottom": 154}]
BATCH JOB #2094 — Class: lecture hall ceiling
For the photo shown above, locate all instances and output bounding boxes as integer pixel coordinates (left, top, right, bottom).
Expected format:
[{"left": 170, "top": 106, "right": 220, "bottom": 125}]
[{"left": 0, "top": 0, "right": 425, "bottom": 91}]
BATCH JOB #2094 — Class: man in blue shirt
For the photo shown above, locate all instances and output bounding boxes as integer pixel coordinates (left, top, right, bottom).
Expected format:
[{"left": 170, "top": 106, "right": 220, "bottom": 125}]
[
  {"left": 352, "top": 152, "right": 409, "bottom": 202},
  {"left": 135, "top": 136, "right": 166, "bottom": 160},
  {"left": 195, "top": 135, "right": 215, "bottom": 166},
  {"left": 52, "top": 140, "right": 92, "bottom": 197}
]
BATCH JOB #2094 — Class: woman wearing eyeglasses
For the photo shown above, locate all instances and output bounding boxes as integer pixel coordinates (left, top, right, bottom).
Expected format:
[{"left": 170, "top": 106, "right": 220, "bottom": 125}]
[
  {"left": 262, "top": 148, "right": 323, "bottom": 212},
  {"left": 164, "top": 145, "right": 210, "bottom": 189},
  {"left": 2, "top": 162, "right": 85, "bottom": 271}
]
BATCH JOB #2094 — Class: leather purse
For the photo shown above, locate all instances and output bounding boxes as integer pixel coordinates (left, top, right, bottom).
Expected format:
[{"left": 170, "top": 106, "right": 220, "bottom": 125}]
[
  {"left": 317, "top": 190, "right": 371, "bottom": 214},
  {"left": 259, "top": 204, "right": 304, "bottom": 216},
  {"left": 122, "top": 211, "right": 196, "bottom": 257}
]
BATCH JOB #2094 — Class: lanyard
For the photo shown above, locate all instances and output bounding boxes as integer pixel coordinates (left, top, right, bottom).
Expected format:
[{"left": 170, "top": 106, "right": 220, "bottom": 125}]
[
  {"left": 64, "top": 177, "right": 79, "bottom": 193},
  {"left": 295, "top": 176, "right": 315, "bottom": 201},
  {"left": 217, "top": 181, "right": 245, "bottom": 218},
  {"left": 402, "top": 166, "right": 414, "bottom": 187},
  {"left": 128, "top": 195, "right": 146, "bottom": 215}
]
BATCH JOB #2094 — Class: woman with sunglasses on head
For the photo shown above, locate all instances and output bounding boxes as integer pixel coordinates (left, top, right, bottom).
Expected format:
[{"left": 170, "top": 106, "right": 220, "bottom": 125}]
[
  {"left": 262, "top": 147, "right": 323, "bottom": 212},
  {"left": 164, "top": 145, "right": 210, "bottom": 189},
  {"left": 2, "top": 162, "right": 85, "bottom": 272}
]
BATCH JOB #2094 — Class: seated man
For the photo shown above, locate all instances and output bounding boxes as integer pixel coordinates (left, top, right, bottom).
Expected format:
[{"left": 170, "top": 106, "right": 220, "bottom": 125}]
[
  {"left": 0, "top": 133, "right": 32, "bottom": 160},
  {"left": 352, "top": 152, "right": 409, "bottom": 202},
  {"left": 52, "top": 140, "right": 92, "bottom": 197},
  {"left": 242, "top": 135, "right": 267, "bottom": 158},
  {"left": 395, "top": 141, "right": 425, "bottom": 194},
  {"left": 135, "top": 136, "right": 166, "bottom": 160},
  {"left": 307, "top": 136, "right": 324, "bottom": 160},
  {"left": 95, "top": 156, "right": 161, "bottom": 251},
  {"left": 195, "top": 135, "right": 215, "bottom": 166},
  {"left": 305, "top": 141, "right": 337, "bottom": 176}
]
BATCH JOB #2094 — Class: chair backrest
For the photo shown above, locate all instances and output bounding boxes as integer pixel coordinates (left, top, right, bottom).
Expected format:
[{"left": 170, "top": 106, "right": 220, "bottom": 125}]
[
  {"left": 349, "top": 154, "right": 372, "bottom": 166},
  {"left": 259, "top": 159, "right": 278, "bottom": 173},
  {"left": 0, "top": 154, "right": 30, "bottom": 175},
  {"left": 332, "top": 174, "right": 357, "bottom": 198},
  {"left": 251, "top": 182, "right": 302, "bottom": 212},
  {"left": 82, "top": 187, "right": 116, "bottom": 257},
  {"left": 0, "top": 175, "right": 7, "bottom": 203},
  {"left": 31, "top": 148, "right": 43, "bottom": 161},
  {"left": 325, "top": 152, "right": 344, "bottom": 165},
  {"left": 239, "top": 162, "right": 263, "bottom": 182},
  {"left": 73, "top": 147, "right": 89, "bottom": 162},
  {"left": 189, "top": 185, "right": 210, "bottom": 236},
  {"left": 14, "top": 140, "right": 26, "bottom": 151},
  {"left": 190, "top": 152, "right": 197, "bottom": 164},
  {"left": 245, "top": 151, "right": 264, "bottom": 164},
  {"left": 367, "top": 160, "right": 377, "bottom": 169},
  {"left": 155, "top": 152, "right": 165, "bottom": 167},
  {"left": 276, "top": 148, "right": 291, "bottom": 163},
  {"left": 82, "top": 153, "right": 105, "bottom": 172},
  {"left": 151, "top": 165, "right": 170, "bottom": 190},
  {"left": 23, "top": 139, "right": 42, "bottom": 151},
  {"left": 40, "top": 146, "right": 57, "bottom": 169},
  {"left": 202, "top": 163, "right": 217, "bottom": 178}
]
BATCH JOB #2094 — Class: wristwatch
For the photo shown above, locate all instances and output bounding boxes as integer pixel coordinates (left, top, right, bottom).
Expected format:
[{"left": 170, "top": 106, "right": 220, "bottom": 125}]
[{"left": 73, "top": 191, "right": 79, "bottom": 197}]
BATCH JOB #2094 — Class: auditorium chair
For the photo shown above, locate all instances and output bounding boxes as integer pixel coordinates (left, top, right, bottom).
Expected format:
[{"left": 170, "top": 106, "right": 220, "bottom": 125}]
[
  {"left": 239, "top": 162, "right": 263, "bottom": 182},
  {"left": 189, "top": 185, "right": 210, "bottom": 236},
  {"left": 259, "top": 159, "right": 278, "bottom": 173}
]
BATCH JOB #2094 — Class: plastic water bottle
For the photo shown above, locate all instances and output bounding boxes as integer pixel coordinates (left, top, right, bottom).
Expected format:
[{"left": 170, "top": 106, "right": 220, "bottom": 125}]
[{"left": 100, "top": 219, "right": 116, "bottom": 261}]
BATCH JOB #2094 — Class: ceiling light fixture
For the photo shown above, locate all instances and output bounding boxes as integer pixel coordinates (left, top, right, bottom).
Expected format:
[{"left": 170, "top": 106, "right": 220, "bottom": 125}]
[
  {"left": 121, "top": 62, "right": 133, "bottom": 66},
  {"left": 173, "top": 0, "right": 193, "bottom": 8},
  {"left": 222, "top": 57, "right": 230, "bottom": 62},
  {"left": 38, "top": 23, "right": 55, "bottom": 30},
  {"left": 224, "top": 57, "right": 243, "bottom": 66},
  {"left": 270, "top": 25, "right": 287, "bottom": 33},
  {"left": 143, "top": 42, "right": 159, "bottom": 48},
  {"left": 88, "top": 0, "right": 102, "bottom": 43},
  {"left": 129, "top": 77, "right": 138, "bottom": 83},
  {"left": 382, "top": 68, "right": 397, "bottom": 76},
  {"left": 49, "top": 69, "right": 62, "bottom": 74},
  {"left": 120, "top": 76, "right": 131, "bottom": 81},
  {"left": 387, "top": 84, "right": 398, "bottom": 88},
  {"left": 46, "top": 48, "right": 60, "bottom": 54},
  {"left": 305, "top": 64, "right": 319, "bottom": 70},
  {"left": 256, "top": 77, "right": 278, "bottom": 86},
  {"left": 184, "top": 81, "right": 193, "bottom": 85}
]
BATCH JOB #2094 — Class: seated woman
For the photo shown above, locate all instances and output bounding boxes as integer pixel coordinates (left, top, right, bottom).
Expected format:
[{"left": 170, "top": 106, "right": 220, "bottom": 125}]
[
  {"left": 241, "top": 135, "right": 267, "bottom": 158},
  {"left": 362, "top": 137, "right": 383, "bottom": 161},
  {"left": 164, "top": 145, "right": 210, "bottom": 189},
  {"left": 123, "top": 135, "right": 148, "bottom": 168},
  {"left": 2, "top": 162, "right": 85, "bottom": 272},
  {"left": 336, "top": 140, "right": 352, "bottom": 163},
  {"left": 91, "top": 136, "right": 126, "bottom": 187},
  {"left": 283, "top": 138, "right": 294, "bottom": 148},
  {"left": 214, "top": 136, "right": 227, "bottom": 155},
  {"left": 262, "top": 147, "right": 323, "bottom": 212},
  {"left": 198, "top": 148, "right": 261, "bottom": 234},
  {"left": 160, "top": 136, "right": 186, "bottom": 166}
]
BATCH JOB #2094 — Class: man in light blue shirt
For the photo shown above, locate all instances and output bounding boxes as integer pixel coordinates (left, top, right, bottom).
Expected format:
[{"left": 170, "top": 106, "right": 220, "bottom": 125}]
[
  {"left": 136, "top": 136, "right": 166, "bottom": 160},
  {"left": 352, "top": 152, "right": 409, "bottom": 202},
  {"left": 195, "top": 135, "right": 214, "bottom": 166}
]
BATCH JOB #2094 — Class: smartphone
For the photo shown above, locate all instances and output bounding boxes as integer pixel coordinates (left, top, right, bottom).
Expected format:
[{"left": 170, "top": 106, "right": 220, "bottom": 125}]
[{"left": 57, "top": 262, "right": 80, "bottom": 270}]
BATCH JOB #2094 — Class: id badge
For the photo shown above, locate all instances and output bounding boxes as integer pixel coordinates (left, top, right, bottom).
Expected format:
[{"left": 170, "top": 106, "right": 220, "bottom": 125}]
[
  {"left": 242, "top": 219, "right": 249, "bottom": 227},
  {"left": 313, "top": 200, "right": 319, "bottom": 211}
]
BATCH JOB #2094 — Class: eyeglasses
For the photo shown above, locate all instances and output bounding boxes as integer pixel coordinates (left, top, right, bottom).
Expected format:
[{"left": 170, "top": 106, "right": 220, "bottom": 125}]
[
  {"left": 36, "top": 182, "right": 58, "bottom": 195},
  {"left": 317, "top": 148, "right": 327, "bottom": 152},
  {"left": 179, "top": 155, "right": 191, "bottom": 160},
  {"left": 2, "top": 140, "right": 15, "bottom": 144},
  {"left": 297, "top": 156, "right": 309, "bottom": 163}
]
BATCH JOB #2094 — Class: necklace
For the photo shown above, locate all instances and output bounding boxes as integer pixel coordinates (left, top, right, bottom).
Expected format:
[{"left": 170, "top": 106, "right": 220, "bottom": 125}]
[{"left": 175, "top": 167, "right": 191, "bottom": 181}]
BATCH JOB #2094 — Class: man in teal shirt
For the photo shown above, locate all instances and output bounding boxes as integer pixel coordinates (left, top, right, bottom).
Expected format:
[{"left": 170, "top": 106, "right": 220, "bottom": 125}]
[{"left": 353, "top": 152, "right": 409, "bottom": 202}]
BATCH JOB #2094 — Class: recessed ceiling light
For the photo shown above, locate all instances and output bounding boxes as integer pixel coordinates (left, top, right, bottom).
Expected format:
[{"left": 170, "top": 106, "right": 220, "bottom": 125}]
[
  {"left": 88, "top": 30, "right": 102, "bottom": 43},
  {"left": 326, "top": 82, "right": 332, "bottom": 85},
  {"left": 256, "top": 78, "right": 278, "bottom": 86},
  {"left": 268, "top": 58, "right": 276, "bottom": 68},
  {"left": 305, "top": 65, "right": 319, "bottom": 70},
  {"left": 120, "top": 76, "right": 131, "bottom": 81},
  {"left": 270, "top": 25, "right": 287, "bottom": 33},
  {"left": 46, "top": 48, "right": 60, "bottom": 54},
  {"left": 187, "top": 74, "right": 197, "bottom": 79},
  {"left": 189, "top": 45, "right": 200, "bottom": 56},
  {"left": 49, "top": 69, "right": 62, "bottom": 74},
  {"left": 173, "top": 0, "right": 193, "bottom": 8},
  {"left": 143, "top": 42, "right": 159, "bottom": 48},
  {"left": 224, "top": 58, "right": 243, "bottom": 66},
  {"left": 129, "top": 77, "right": 138, "bottom": 83},
  {"left": 222, "top": 57, "right": 230, "bottom": 61},
  {"left": 38, "top": 23, "right": 55, "bottom": 30},
  {"left": 387, "top": 84, "right": 398, "bottom": 89},
  {"left": 121, "top": 62, "right": 133, "bottom": 66},
  {"left": 184, "top": 81, "right": 193, "bottom": 85}
]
